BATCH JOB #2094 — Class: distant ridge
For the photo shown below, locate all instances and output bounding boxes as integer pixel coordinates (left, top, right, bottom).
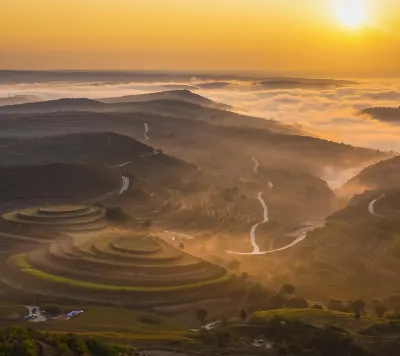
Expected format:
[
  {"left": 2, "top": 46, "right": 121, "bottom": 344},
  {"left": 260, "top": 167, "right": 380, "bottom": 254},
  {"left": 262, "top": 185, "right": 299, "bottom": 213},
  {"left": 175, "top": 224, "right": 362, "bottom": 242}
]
[
  {"left": 99, "top": 89, "right": 230, "bottom": 109},
  {"left": 0, "top": 98, "right": 104, "bottom": 114},
  {"left": 0, "top": 94, "right": 42, "bottom": 106}
]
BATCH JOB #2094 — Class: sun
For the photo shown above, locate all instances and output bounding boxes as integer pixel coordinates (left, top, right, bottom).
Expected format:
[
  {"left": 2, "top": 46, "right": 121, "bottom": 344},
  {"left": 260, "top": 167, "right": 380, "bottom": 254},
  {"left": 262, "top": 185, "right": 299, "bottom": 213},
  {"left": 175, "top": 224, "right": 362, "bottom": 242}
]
[{"left": 334, "top": 0, "right": 367, "bottom": 29}]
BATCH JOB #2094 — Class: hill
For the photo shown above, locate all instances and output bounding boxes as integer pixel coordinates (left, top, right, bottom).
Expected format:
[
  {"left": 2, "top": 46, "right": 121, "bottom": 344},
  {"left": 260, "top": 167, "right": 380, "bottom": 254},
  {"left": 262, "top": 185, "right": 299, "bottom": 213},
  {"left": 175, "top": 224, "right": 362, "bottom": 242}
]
[
  {"left": 0, "top": 98, "right": 105, "bottom": 114},
  {"left": 0, "top": 163, "right": 121, "bottom": 201},
  {"left": 0, "top": 94, "right": 41, "bottom": 106},
  {"left": 362, "top": 106, "right": 400, "bottom": 123},
  {"left": 2, "top": 224, "right": 243, "bottom": 307},
  {"left": 0, "top": 91, "right": 296, "bottom": 133},
  {"left": 340, "top": 155, "right": 400, "bottom": 195},
  {"left": 99, "top": 89, "right": 231, "bottom": 109},
  {"left": 254, "top": 188, "right": 400, "bottom": 302},
  {"left": 255, "top": 77, "right": 357, "bottom": 90}
]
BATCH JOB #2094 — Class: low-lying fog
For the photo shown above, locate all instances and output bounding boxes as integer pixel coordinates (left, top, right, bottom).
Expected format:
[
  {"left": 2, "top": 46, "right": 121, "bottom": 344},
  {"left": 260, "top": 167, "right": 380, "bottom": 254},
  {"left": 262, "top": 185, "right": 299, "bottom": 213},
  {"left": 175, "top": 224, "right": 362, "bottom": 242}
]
[{"left": 2, "top": 77, "right": 400, "bottom": 153}]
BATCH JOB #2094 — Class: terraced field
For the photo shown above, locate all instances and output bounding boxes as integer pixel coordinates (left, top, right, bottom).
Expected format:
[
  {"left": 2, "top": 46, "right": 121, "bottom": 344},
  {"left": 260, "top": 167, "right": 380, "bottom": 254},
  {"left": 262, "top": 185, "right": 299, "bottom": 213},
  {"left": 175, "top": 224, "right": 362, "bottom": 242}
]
[
  {"left": 1, "top": 205, "right": 241, "bottom": 307},
  {"left": 1, "top": 205, "right": 107, "bottom": 233}
]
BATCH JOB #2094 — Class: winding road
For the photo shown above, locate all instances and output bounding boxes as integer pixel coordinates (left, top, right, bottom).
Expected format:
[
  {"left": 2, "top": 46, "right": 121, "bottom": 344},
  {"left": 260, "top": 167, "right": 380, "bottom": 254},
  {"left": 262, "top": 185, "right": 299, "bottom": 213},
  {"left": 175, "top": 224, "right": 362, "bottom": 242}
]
[
  {"left": 227, "top": 192, "right": 271, "bottom": 255},
  {"left": 252, "top": 158, "right": 260, "bottom": 175},
  {"left": 110, "top": 161, "right": 131, "bottom": 168},
  {"left": 227, "top": 156, "right": 322, "bottom": 255},
  {"left": 144, "top": 122, "right": 150, "bottom": 140},
  {"left": 368, "top": 194, "right": 385, "bottom": 216},
  {"left": 119, "top": 176, "right": 130, "bottom": 195}
]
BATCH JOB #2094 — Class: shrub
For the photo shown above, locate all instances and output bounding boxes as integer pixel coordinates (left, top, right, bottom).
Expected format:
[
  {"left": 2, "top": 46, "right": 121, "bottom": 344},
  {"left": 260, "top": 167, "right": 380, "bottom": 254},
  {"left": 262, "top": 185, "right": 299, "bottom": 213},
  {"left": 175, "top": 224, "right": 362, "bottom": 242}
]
[{"left": 137, "top": 313, "right": 162, "bottom": 325}]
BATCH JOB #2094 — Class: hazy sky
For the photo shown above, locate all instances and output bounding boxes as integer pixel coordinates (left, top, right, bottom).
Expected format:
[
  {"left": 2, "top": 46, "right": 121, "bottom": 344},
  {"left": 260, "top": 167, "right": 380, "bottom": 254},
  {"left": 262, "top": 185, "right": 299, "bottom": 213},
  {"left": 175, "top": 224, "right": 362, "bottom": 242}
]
[{"left": 1, "top": 0, "right": 399, "bottom": 76}]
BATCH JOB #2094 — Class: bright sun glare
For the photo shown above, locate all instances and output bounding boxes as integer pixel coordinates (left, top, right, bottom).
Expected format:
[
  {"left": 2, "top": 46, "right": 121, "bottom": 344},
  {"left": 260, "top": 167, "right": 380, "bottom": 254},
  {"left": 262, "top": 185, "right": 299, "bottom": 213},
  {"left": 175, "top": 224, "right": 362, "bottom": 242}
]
[{"left": 334, "top": 0, "right": 367, "bottom": 29}]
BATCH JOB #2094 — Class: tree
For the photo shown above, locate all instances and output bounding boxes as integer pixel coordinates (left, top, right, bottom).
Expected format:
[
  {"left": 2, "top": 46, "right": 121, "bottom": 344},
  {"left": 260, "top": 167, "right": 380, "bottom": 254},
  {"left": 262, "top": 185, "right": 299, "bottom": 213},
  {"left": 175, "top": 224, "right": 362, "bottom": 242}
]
[
  {"left": 143, "top": 220, "right": 152, "bottom": 230},
  {"left": 240, "top": 309, "right": 247, "bottom": 321},
  {"left": 327, "top": 299, "right": 347, "bottom": 312},
  {"left": 105, "top": 207, "right": 127, "bottom": 223},
  {"left": 195, "top": 309, "right": 208, "bottom": 326},
  {"left": 372, "top": 298, "right": 387, "bottom": 318},
  {"left": 43, "top": 305, "right": 62, "bottom": 317},
  {"left": 278, "top": 284, "right": 295, "bottom": 297},
  {"left": 350, "top": 299, "right": 366, "bottom": 320},
  {"left": 55, "top": 342, "right": 71, "bottom": 356},
  {"left": 286, "top": 296, "right": 309, "bottom": 309},
  {"left": 240, "top": 272, "right": 249, "bottom": 280},
  {"left": 311, "top": 304, "right": 325, "bottom": 310},
  {"left": 228, "top": 259, "right": 241, "bottom": 271}
]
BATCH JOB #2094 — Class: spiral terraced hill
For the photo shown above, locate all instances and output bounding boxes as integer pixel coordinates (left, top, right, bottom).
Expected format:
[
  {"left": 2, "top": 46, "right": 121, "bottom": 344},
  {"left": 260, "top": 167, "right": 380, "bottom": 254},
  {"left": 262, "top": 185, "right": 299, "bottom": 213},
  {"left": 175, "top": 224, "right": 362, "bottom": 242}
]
[
  {"left": 1, "top": 205, "right": 107, "bottom": 234},
  {"left": 3, "top": 205, "right": 241, "bottom": 306}
]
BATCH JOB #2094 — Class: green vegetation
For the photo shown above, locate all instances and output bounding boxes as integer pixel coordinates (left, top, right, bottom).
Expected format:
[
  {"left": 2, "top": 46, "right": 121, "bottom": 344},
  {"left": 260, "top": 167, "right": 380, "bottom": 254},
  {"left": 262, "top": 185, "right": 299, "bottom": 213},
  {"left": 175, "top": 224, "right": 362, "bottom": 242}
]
[
  {"left": 249, "top": 309, "right": 378, "bottom": 332},
  {"left": 0, "top": 325, "right": 129, "bottom": 356},
  {"left": 0, "top": 303, "right": 26, "bottom": 319}
]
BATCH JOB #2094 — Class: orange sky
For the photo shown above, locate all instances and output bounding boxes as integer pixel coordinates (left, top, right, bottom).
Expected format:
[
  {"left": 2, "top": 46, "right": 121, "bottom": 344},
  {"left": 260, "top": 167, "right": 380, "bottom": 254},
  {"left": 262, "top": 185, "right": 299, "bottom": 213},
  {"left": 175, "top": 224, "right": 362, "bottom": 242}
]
[{"left": 1, "top": 0, "right": 399, "bottom": 76}]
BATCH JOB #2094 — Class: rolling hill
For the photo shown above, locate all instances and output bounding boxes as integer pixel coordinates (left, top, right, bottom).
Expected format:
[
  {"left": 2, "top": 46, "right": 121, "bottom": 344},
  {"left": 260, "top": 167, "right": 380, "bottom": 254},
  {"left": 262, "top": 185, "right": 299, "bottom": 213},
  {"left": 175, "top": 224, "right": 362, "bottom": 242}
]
[{"left": 99, "top": 89, "right": 231, "bottom": 109}]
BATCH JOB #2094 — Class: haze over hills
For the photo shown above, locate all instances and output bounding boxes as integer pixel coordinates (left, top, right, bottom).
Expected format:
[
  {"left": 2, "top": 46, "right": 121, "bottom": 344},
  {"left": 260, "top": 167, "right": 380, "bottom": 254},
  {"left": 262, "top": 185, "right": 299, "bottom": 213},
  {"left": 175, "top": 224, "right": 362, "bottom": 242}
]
[
  {"left": 0, "top": 94, "right": 41, "bottom": 106},
  {"left": 340, "top": 154, "right": 400, "bottom": 195},
  {"left": 254, "top": 77, "right": 358, "bottom": 90},
  {"left": 0, "top": 78, "right": 399, "bottom": 355}
]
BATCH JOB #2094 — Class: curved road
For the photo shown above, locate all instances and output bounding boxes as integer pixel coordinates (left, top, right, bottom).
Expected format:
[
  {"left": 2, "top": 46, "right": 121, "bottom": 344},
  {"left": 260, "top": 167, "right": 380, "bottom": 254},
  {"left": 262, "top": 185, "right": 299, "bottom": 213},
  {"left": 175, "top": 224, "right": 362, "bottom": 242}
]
[
  {"left": 252, "top": 157, "right": 260, "bottom": 175},
  {"left": 227, "top": 192, "right": 271, "bottom": 255},
  {"left": 368, "top": 194, "right": 385, "bottom": 216},
  {"left": 144, "top": 122, "right": 150, "bottom": 140},
  {"left": 110, "top": 161, "right": 131, "bottom": 168},
  {"left": 119, "top": 176, "right": 130, "bottom": 195}
]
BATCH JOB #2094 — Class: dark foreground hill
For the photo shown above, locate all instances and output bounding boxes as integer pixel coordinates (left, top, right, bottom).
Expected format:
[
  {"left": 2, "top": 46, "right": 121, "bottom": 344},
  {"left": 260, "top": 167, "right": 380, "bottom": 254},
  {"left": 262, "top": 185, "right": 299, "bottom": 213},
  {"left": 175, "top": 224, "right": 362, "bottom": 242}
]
[
  {"left": 0, "top": 163, "right": 121, "bottom": 201},
  {"left": 0, "top": 132, "right": 201, "bottom": 191}
]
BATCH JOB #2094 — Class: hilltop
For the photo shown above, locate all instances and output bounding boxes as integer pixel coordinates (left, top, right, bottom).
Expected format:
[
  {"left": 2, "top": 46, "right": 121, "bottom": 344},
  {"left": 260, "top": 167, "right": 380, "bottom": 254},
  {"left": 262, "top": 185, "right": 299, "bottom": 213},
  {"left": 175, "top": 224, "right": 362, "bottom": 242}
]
[{"left": 99, "top": 89, "right": 231, "bottom": 110}]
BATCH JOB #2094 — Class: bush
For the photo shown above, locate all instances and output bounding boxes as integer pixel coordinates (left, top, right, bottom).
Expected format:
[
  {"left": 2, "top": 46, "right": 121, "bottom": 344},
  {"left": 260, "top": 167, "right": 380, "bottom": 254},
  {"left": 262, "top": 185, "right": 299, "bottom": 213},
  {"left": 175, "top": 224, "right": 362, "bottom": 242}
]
[
  {"left": 137, "top": 313, "right": 161, "bottom": 325},
  {"left": 43, "top": 305, "right": 63, "bottom": 317},
  {"left": 286, "top": 297, "right": 309, "bottom": 309}
]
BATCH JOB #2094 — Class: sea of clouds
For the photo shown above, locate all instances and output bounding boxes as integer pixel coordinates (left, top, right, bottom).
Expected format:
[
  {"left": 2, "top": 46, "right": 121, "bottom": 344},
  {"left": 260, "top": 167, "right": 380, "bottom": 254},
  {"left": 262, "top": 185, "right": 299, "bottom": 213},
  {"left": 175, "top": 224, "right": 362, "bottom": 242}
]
[{"left": 1, "top": 78, "right": 400, "bottom": 152}]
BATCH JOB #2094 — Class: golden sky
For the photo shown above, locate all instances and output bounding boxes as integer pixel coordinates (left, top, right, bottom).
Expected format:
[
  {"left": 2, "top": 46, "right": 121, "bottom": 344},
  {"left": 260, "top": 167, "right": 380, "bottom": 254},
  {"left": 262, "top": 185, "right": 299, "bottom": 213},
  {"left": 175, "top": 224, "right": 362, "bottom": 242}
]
[{"left": 1, "top": 0, "right": 399, "bottom": 76}]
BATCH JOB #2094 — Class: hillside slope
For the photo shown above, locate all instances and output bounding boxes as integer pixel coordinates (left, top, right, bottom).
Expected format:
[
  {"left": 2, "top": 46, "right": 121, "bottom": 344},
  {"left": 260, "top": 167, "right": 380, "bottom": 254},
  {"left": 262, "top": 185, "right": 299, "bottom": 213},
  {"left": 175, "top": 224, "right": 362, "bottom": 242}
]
[
  {"left": 256, "top": 188, "right": 400, "bottom": 301},
  {"left": 340, "top": 155, "right": 400, "bottom": 195},
  {"left": 0, "top": 163, "right": 121, "bottom": 201}
]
